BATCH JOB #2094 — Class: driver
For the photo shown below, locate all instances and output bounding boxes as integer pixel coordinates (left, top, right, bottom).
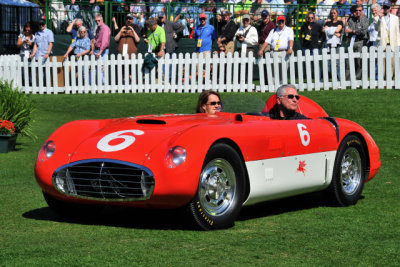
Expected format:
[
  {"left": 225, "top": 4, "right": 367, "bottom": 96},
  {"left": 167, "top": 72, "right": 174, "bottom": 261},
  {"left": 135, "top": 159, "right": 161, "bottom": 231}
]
[{"left": 269, "top": 84, "right": 308, "bottom": 120}]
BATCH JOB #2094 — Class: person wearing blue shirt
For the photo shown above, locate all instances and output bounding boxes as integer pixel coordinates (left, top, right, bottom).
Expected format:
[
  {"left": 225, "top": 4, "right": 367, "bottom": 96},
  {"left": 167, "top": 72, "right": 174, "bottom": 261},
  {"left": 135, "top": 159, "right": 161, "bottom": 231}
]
[
  {"left": 30, "top": 20, "right": 54, "bottom": 63},
  {"left": 194, "top": 13, "right": 216, "bottom": 53},
  {"left": 63, "top": 26, "right": 91, "bottom": 59},
  {"left": 65, "top": 0, "right": 80, "bottom": 23},
  {"left": 333, "top": 0, "right": 352, "bottom": 18},
  {"left": 149, "top": 0, "right": 164, "bottom": 18},
  {"left": 66, "top": 19, "right": 94, "bottom": 43}
]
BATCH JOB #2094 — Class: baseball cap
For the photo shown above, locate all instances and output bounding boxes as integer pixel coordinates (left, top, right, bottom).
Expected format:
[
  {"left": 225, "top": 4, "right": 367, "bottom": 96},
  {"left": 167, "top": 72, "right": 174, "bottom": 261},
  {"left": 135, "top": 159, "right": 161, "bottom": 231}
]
[
  {"left": 126, "top": 14, "right": 134, "bottom": 20},
  {"left": 221, "top": 10, "right": 230, "bottom": 16},
  {"left": 158, "top": 11, "right": 165, "bottom": 18},
  {"left": 242, "top": 14, "right": 250, "bottom": 20},
  {"left": 382, "top": 1, "right": 391, "bottom": 7},
  {"left": 199, "top": 13, "right": 207, "bottom": 19},
  {"left": 277, "top": 15, "right": 285, "bottom": 22},
  {"left": 261, "top": 10, "right": 269, "bottom": 17},
  {"left": 38, "top": 19, "right": 46, "bottom": 25}
]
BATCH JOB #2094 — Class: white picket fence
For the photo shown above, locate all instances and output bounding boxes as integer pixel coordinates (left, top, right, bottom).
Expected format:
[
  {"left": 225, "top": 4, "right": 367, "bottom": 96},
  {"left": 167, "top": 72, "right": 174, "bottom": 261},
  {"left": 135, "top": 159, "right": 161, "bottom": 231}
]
[{"left": 1, "top": 46, "right": 399, "bottom": 94}]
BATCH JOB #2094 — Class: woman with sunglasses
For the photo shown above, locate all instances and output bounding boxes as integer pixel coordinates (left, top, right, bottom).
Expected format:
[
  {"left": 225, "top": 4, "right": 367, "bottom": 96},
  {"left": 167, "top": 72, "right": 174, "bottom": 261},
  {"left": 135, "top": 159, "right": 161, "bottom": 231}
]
[
  {"left": 63, "top": 26, "right": 91, "bottom": 60},
  {"left": 17, "top": 22, "right": 35, "bottom": 60},
  {"left": 196, "top": 90, "right": 222, "bottom": 115}
]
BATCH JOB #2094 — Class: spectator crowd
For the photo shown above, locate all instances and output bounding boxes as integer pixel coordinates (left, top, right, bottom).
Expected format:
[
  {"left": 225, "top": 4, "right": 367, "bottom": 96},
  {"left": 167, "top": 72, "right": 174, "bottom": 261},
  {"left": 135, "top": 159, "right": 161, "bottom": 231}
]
[{"left": 17, "top": 0, "right": 400, "bottom": 82}]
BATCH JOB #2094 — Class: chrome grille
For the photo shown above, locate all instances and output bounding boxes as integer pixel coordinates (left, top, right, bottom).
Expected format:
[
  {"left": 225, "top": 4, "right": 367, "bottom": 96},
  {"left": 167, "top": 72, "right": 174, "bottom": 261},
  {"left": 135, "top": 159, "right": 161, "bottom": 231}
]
[{"left": 52, "top": 159, "right": 154, "bottom": 201}]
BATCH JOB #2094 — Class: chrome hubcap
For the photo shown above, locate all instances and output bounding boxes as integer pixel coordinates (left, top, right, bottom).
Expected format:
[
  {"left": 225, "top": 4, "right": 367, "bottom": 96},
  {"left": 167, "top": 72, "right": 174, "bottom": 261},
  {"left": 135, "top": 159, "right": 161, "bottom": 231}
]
[
  {"left": 199, "top": 158, "right": 236, "bottom": 216},
  {"left": 340, "top": 147, "right": 362, "bottom": 195}
]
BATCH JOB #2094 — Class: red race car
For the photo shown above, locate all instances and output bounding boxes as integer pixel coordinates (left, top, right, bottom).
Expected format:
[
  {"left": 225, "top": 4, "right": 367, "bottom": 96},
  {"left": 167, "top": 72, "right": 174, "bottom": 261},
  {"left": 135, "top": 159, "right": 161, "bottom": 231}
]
[{"left": 35, "top": 95, "right": 380, "bottom": 230}]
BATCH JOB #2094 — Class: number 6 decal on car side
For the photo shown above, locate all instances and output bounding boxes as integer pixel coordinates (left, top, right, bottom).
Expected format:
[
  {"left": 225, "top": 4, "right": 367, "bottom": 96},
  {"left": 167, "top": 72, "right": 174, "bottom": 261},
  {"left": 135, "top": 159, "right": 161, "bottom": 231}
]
[
  {"left": 97, "top": 130, "right": 144, "bottom": 152},
  {"left": 297, "top": 123, "right": 310, "bottom": 146}
]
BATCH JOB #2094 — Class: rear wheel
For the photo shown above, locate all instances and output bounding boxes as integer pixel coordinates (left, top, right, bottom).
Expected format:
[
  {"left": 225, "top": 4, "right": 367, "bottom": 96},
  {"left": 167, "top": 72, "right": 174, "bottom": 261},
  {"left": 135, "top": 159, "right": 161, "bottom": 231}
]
[
  {"left": 328, "top": 135, "right": 366, "bottom": 206},
  {"left": 188, "top": 143, "right": 246, "bottom": 230}
]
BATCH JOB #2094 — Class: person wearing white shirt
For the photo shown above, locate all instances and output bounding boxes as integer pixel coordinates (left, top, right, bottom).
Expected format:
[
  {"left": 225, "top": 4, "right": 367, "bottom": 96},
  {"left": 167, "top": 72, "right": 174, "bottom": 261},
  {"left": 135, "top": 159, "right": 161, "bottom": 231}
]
[
  {"left": 376, "top": 1, "right": 400, "bottom": 50},
  {"left": 316, "top": 0, "right": 335, "bottom": 23},
  {"left": 368, "top": 3, "right": 381, "bottom": 46},
  {"left": 258, "top": 15, "right": 294, "bottom": 56},
  {"left": 375, "top": 1, "right": 400, "bottom": 77},
  {"left": 234, "top": 14, "right": 258, "bottom": 56}
]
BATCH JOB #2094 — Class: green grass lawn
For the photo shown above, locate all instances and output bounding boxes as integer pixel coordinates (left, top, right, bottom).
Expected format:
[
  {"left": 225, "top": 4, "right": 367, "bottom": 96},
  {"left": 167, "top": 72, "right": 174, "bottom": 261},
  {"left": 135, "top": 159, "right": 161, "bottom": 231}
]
[{"left": 1, "top": 90, "right": 399, "bottom": 266}]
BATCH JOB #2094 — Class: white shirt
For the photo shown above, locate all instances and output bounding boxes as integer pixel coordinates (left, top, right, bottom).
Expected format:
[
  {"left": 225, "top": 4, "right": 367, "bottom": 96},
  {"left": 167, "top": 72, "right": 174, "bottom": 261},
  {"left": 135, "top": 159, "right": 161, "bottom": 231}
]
[
  {"left": 234, "top": 25, "right": 258, "bottom": 48},
  {"left": 316, "top": 0, "right": 335, "bottom": 20},
  {"left": 265, "top": 26, "right": 294, "bottom": 51}
]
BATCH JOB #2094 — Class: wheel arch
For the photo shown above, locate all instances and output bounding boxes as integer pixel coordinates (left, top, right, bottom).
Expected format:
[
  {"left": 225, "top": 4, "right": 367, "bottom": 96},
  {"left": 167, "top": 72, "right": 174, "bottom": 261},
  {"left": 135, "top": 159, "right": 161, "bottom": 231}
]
[
  {"left": 341, "top": 131, "right": 371, "bottom": 179},
  {"left": 209, "top": 138, "right": 251, "bottom": 204}
]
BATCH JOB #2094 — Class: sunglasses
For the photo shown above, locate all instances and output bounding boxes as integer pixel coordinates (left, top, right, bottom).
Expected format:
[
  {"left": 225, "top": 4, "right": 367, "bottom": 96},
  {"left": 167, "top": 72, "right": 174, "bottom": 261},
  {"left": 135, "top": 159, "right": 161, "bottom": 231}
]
[
  {"left": 277, "top": 20, "right": 285, "bottom": 23},
  {"left": 199, "top": 18, "right": 206, "bottom": 21},
  {"left": 283, "top": 94, "right": 300, "bottom": 100},
  {"left": 95, "top": 19, "right": 101, "bottom": 22},
  {"left": 207, "top": 101, "right": 221, "bottom": 106}
]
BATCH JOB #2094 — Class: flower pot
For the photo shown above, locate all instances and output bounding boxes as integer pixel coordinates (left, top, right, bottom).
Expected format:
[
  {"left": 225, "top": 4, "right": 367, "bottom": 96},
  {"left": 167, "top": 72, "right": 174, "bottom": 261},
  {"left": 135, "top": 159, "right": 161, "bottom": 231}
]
[{"left": 0, "top": 134, "right": 17, "bottom": 153}]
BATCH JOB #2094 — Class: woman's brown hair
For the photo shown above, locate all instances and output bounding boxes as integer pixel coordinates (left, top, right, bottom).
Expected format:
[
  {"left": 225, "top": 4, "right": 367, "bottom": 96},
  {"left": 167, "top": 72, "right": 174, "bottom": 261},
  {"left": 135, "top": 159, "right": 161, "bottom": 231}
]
[{"left": 196, "top": 90, "right": 221, "bottom": 113}]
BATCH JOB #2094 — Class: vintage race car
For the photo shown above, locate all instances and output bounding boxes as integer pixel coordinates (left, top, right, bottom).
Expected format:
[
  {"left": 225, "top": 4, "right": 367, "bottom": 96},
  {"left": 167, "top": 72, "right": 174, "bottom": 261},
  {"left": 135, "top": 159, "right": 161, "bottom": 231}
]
[{"left": 35, "top": 95, "right": 380, "bottom": 230}]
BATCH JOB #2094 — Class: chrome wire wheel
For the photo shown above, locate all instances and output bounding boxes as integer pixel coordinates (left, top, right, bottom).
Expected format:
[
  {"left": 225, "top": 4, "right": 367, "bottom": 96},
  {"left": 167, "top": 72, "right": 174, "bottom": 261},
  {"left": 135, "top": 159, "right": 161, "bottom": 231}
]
[
  {"left": 340, "top": 147, "right": 362, "bottom": 195},
  {"left": 198, "top": 158, "right": 236, "bottom": 216}
]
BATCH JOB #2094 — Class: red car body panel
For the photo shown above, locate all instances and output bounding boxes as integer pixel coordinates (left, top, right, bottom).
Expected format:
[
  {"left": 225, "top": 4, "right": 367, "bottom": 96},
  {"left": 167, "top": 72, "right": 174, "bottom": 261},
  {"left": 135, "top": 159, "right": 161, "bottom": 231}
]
[{"left": 35, "top": 96, "right": 380, "bottom": 209}]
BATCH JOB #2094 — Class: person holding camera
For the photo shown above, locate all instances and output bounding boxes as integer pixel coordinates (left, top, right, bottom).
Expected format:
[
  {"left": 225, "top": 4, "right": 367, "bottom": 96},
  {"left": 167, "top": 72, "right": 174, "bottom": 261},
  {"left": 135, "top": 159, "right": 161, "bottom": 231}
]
[
  {"left": 234, "top": 14, "right": 258, "bottom": 56},
  {"left": 114, "top": 20, "right": 140, "bottom": 58}
]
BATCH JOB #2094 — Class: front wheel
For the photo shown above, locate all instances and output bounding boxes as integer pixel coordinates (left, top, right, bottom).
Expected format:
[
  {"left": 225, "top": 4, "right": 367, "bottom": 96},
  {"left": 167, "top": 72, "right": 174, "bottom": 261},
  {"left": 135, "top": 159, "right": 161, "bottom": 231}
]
[
  {"left": 188, "top": 143, "right": 246, "bottom": 230},
  {"left": 328, "top": 135, "right": 366, "bottom": 206}
]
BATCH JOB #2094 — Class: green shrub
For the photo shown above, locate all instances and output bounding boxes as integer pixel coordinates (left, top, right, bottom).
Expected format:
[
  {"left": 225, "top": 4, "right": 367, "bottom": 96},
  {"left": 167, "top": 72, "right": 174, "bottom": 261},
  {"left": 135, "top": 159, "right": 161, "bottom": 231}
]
[{"left": 0, "top": 80, "right": 36, "bottom": 140}]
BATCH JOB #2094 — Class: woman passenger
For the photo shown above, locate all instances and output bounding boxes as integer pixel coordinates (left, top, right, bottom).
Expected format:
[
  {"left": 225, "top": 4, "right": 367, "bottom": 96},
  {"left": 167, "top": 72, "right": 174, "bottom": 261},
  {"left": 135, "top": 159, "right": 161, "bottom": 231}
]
[{"left": 196, "top": 90, "right": 222, "bottom": 115}]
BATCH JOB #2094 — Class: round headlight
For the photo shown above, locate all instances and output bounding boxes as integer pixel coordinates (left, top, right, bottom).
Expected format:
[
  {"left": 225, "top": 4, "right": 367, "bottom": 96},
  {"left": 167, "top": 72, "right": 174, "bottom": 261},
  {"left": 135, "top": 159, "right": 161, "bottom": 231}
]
[
  {"left": 43, "top": 141, "right": 56, "bottom": 158},
  {"left": 166, "top": 146, "right": 186, "bottom": 168}
]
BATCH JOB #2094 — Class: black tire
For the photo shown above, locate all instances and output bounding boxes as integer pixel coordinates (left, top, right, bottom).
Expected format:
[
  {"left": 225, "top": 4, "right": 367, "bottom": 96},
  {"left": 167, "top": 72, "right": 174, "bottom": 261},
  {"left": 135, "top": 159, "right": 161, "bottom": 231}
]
[
  {"left": 328, "top": 135, "right": 366, "bottom": 206},
  {"left": 43, "top": 191, "right": 104, "bottom": 218},
  {"left": 188, "top": 143, "right": 246, "bottom": 230}
]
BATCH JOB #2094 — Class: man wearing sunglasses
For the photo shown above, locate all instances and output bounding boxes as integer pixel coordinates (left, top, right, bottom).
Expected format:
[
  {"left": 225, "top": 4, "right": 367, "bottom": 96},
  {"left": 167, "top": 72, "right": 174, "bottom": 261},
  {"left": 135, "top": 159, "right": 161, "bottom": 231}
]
[
  {"left": 30, "top": 19, "right": 54, "bottom": 63},
  {"left": 194, "top": 13, "right": 216, "bottom": 54},
  {"left": 258, "top": 15, "right": 294, "bottom": 57},
  {"left": 300, "top": 11, "right": 323, "bottom": 54},
  {"left": 270, "top": 84, "right": 308, "bottom": 120},
  {"left": 375, "top": 1, "right": 400, "bottom": 78},
  {"left": 345, "top": 4, "right": 369, "bottom": 80},
  {"left": 376, "top": 1, "right": 400, "bottom": 51}
]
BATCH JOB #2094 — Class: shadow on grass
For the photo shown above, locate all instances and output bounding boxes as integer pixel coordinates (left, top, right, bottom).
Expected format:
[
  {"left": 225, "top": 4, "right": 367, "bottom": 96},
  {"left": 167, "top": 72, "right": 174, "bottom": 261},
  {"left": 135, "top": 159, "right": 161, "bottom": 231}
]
[
  {"left": 23, "top": 192, "right": 364, "bottom": 230},
  {"left": 238, "top": 191, "right": 327, "bottom": 221},
  {"left": 23, "top": 206, "right": 197, "bottom": 231},
  {"left": 238, "top": 192, "right": 365, "bottom": 221}
]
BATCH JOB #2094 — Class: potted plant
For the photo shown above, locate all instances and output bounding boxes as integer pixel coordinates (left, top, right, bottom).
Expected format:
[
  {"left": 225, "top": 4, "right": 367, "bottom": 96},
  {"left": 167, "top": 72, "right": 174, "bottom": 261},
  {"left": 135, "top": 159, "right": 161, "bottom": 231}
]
[
  {"left": 0, "top": 119, "right": 17, "bottom": 153},
  {"left": 0, "top": 80, "right": 36, "bottom": 151}
]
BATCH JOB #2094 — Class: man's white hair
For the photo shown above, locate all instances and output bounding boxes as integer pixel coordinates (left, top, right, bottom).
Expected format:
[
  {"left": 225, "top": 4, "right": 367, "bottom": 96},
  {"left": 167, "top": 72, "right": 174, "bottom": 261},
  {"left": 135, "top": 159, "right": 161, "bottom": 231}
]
[{"left": 276, "top": 84, "right": 297, "bottom": 97}]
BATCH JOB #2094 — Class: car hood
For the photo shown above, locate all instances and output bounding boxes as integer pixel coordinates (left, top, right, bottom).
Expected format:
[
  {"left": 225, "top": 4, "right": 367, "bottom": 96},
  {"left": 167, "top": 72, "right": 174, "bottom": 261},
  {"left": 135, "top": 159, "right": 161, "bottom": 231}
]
[{"left": 69, "top": 113, "right": 233, "bottom": 165}]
